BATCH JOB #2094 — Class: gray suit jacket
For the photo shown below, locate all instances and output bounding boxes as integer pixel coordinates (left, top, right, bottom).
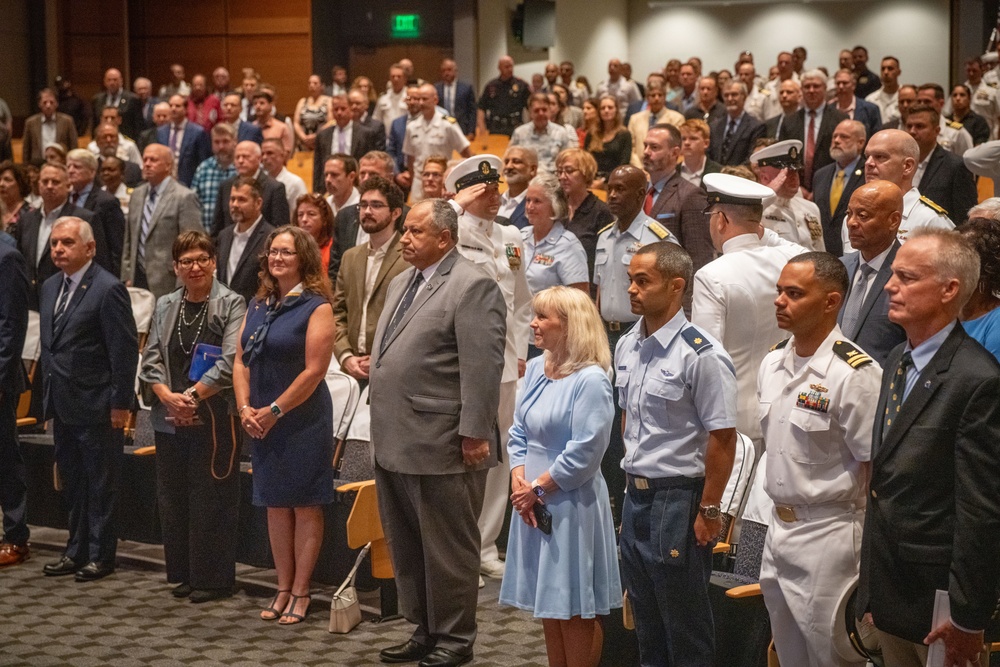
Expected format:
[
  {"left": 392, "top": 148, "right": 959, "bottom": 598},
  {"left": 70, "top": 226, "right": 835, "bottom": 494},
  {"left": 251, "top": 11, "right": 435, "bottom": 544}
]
[
  {"left": 122, "top": 177, "right": 203, "bottom": 299},
  {"left": 369, "top": 249, "right": 506, "bottom": 475},
  {"left": 838, "top": 241, "right": 906, "bottom": 366}
]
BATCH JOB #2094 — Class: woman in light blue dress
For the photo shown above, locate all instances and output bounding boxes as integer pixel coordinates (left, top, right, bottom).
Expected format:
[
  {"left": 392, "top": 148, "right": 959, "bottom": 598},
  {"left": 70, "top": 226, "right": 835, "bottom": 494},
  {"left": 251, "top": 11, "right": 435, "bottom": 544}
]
[{"left": 499, "top": 286, "right": 621, "bottom": 667}]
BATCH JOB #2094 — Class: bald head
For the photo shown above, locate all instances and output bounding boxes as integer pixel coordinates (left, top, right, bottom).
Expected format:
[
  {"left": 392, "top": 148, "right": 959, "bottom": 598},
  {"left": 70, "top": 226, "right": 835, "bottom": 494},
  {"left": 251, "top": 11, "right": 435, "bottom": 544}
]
[
  {"left": 234, "top": 140, "right": 262, "bottom": 176},
  {"left": 142, "top": 144, "right": 173, "bottom": 186},
  {"left": 607, "top": 165, "right": 648, "bottom": 224},
  {"left": 845, "top": 180, "right": 904, "bottom": 260},
  {"left": 864, "top": 129, "right": 919, "bottom": 190},
  {"left": 103, "top": 68, "right": 123, "bottom": 94},
  {"left": 498, "top": 56, "right": 514, "bottom": 80}
]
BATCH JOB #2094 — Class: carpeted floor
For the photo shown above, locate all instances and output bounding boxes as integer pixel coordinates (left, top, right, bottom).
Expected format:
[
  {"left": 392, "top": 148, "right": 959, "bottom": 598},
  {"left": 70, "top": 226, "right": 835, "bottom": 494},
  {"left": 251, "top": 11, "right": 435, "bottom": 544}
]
[{"left": 0, "top": 530, "right": 550, "bottom": 667}]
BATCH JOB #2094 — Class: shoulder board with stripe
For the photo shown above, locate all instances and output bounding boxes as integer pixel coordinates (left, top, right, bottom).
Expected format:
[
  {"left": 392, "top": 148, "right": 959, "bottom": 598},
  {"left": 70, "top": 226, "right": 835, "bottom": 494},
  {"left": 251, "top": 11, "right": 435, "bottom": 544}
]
[
  {"left": 681, "top": 327, "right": 713, "bottom": 353},
  {"left": 919, "top": 195, "right": 948, "bottom": 215},
  {"left": 947, "top": 120, "right": 964, "bottom": 130},
  {"left": 647, "top": 220, "right": 669, "bottom": 239},
  {"left": 770, "top": 339, "right": 790, "bottom": 352},
  {"left": 598, "top": 222, "right": 615, "bottom": 235},
  {"left": 445, "top": 116, "right": 457, "bottom": 124},
  {"left": 988, "top": 82, "right": 999, "bottom": 89},
  {"left": 833, "top": 340, "right": 873, "bottom": 369}
]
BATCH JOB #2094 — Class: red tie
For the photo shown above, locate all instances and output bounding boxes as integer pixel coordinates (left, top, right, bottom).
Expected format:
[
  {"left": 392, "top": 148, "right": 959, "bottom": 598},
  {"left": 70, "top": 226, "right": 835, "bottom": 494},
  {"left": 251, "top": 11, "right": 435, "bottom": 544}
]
[
  {"left": 643, "top": 186, "right": 655, "bottom": 215},
  {"left": 804, "top": 109, "right": 817, "bottom": 189}
]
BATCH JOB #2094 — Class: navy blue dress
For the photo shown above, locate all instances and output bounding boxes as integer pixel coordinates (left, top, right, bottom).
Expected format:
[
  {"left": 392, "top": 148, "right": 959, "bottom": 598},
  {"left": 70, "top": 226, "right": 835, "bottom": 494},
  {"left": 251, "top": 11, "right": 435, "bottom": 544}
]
[{"left": 242, "top": 291, "right": 334, "bottom": 507}]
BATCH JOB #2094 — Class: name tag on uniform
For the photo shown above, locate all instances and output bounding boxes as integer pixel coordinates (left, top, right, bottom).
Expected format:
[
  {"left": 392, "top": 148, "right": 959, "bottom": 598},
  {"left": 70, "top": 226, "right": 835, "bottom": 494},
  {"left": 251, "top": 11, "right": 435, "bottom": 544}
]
[{"left": 533, "top": 254, "right": 554, "bottom": 266}]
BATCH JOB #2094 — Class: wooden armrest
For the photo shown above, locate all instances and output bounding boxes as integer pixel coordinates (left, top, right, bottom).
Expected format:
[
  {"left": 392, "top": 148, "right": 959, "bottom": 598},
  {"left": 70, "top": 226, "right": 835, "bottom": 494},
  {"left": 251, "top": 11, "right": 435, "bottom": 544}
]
[
  {"left": 131, "top": 446, "right": 156, "bottom": 456},
  {"left": 337, "top": 479, "right": 375, "bottom": 493},
  {"left": 713, "top": 541, "right": 730, "bottom": 555},
  {"left": 726, "top": 583, "right": 762, "bottom": 599}
]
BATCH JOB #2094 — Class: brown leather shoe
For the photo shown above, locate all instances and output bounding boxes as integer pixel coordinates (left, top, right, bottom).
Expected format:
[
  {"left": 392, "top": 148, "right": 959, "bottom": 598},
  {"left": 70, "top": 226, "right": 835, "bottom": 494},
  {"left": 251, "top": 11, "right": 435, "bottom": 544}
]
[{"left": 0, "top": 542, "right": 30, "bottom": 567}]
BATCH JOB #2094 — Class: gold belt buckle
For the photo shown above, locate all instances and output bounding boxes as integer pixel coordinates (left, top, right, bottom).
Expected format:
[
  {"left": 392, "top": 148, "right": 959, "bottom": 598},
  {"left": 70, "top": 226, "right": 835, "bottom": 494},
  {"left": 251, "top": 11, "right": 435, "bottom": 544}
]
[
  {"left": 632, "top": 476, "right": 649, "bottom": 490},
  {"left": 776, "top": 505, "right": 797, "bottom": 522},
  {"left": 606, "top": 321, "right": 621, "bottom": 332}
]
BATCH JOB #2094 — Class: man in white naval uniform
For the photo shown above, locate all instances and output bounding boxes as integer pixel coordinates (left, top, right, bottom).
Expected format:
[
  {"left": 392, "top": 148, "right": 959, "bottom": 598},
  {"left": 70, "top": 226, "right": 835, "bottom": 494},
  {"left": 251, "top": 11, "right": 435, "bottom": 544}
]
[
  {"left": 447, "top": 155, "right": 532, "bottom": 583},
  {"left": 752, "top": 140, "right": 825, "bottom": 251},
  {"left": 842, "top": 129, "right": 953, "bottom": 252},
  {"left": 692, "top": 173, "right": 806, "bottom": 448},
  {"left": 757, "top": 252, "right": 882, "bottom": 667},
  {"left": 404, "top": 84, "right": 471, "bottom": 202}
]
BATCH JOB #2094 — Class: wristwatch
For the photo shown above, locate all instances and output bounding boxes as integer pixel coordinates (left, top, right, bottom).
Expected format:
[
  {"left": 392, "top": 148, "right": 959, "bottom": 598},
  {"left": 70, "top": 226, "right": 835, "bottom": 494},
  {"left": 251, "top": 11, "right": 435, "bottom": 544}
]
[
  {"left": 531, "top": 481, "right": 546, "bottom": 498},
  {"left": 699, "top": 504, "right": 722, "bottom": 521},
  {"left": 184, "top": 387, "right": 200, "bottom": 403},
  {"left": 270, "top": 402, "right": 283, "bottom": 419}
]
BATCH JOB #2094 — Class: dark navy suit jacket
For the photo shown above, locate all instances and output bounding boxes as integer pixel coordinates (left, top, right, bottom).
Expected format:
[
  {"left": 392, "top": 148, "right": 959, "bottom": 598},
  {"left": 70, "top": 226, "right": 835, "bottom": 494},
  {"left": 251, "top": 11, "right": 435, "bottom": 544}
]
[
  {"left": 39, "top": 262, "right": 138, "bottom": 424},
  {"left": 155, "top": 122, "right": 212, "bottom": 186},
  {"left": 435, "top": 80, "right": 477, "bottom": 136},
  {"left": 0, "top": 244, "right": 29, "bottom": 399},
  {"left": 838, "top": 241, "right": 906, "bottom": 365}
]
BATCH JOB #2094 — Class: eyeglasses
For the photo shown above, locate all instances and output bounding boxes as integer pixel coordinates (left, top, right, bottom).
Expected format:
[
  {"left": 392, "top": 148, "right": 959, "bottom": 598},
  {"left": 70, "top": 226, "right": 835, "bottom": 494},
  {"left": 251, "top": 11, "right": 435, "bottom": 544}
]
[
  {"left": 555, "top": 167, "right": 578, "bottom": 176},
  {"left": 176, "top": 256, "right": 213, "bottom": 269},
  {"left": 359, "top": 201, "right": 388, "bottom": 210},
  {"left": 267, "top": 248, "right": 297, "bottom": 258}
]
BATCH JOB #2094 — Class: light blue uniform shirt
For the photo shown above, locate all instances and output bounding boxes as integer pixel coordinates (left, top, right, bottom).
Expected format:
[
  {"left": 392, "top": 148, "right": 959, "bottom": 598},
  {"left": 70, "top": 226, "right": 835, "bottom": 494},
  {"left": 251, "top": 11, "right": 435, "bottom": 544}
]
[
  {"left": 520, "top": 222, "right": 589, "bottom": 295},
  {"left": 902, "top": 321, "right": 956, "bottom": 401},
  {"left": 614, "top": 309, "right": 737, "bottom": 478},
  {"left": 594, "top": 212, "right": 677, "bottom": 323}
]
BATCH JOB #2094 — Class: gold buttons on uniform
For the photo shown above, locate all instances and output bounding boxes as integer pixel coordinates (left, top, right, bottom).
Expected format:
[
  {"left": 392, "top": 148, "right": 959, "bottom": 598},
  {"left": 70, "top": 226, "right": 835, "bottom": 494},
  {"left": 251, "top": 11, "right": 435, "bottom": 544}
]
[{"left": 871, "top": 489, "right": 877, "bottom": 498}]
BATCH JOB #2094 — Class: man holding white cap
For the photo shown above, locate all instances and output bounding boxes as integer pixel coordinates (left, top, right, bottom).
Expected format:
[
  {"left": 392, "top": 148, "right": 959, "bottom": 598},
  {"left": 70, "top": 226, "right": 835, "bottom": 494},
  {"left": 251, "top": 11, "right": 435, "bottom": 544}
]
[
  {"left": 752, "top": 140, "right": 826, "bottom": 251},
  {"left": 692, "top": 173, "right": 807, "bottom": 449},
  {"left": 447, "top": 155, "right": 532, "bottom": 584}
]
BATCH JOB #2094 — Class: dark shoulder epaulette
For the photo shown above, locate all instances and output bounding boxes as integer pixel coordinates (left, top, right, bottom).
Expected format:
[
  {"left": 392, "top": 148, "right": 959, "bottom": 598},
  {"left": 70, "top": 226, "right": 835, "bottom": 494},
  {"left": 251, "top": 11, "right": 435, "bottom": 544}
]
[
  {"left": 682, "top": 327, "right": 713, "bottom": 354},
  {"left": 919, "top": 196, "right": 948, "bottom": 216},
  {"left": 770, "top": 339, "right": 790, "bottom": 352},
  {"left": 833, "top": 340, "right": 873, "bottom": 369},
  {"left": 598, "top": 221, "right": 615, "bottom": 235}
]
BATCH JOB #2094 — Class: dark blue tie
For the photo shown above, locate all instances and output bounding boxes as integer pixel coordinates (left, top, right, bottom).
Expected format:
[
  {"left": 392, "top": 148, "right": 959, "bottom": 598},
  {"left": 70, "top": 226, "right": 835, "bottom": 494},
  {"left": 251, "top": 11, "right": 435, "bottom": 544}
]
[
  {"left": 381, "top": 273, "right": 424, "bottom": 350},
  {"left": 882, "top": 351, "right": 913, "bottom": 441}
]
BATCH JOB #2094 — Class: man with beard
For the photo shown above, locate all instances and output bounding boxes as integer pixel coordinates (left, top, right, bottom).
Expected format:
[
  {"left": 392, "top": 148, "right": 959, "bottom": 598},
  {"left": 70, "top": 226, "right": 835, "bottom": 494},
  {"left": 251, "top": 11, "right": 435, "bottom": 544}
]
[
  {"left": 191, "top": 123, "right": 238, "bottom": 231},
  {"left": 186, "top": 74, "right": 221, "bottom": 132},
  {"left": 812, "top": 120, "right": 867, "bottom": 255},
  {"left": 496, "top": 146, "right": 537, "bottom": 228},
  {"left": 215, "top": 176, "right": 273, "bottom": 302},
  {"left": 448, "top": 155, "right": 531, "bottom": 585},
  {"left": 333, "top": 176, "right": 409, "bottom": 389}
]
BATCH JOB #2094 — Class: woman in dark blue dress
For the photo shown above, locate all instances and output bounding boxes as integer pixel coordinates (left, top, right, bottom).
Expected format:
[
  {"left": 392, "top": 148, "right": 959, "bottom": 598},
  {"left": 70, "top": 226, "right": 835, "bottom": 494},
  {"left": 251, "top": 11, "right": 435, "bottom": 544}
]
[{"left": 233, "top": 225, "right": 336, "bottom": 625}]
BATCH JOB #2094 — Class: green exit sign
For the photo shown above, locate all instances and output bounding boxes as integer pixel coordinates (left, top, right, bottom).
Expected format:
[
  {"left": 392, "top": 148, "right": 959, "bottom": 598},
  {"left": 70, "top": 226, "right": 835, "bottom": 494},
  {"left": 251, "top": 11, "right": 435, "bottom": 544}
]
[{"left": 392, "top": 13, "right": 420, "bottom": 39}]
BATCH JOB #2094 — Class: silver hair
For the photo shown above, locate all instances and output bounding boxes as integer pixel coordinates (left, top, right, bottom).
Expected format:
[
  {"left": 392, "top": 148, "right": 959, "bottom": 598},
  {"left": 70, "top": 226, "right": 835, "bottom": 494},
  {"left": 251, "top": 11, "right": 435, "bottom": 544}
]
[
  {"left": 908, "top": 228, "right": 981, "bottom": 309},
  {"left": 420, "top": 199, "right": 459, "bottom": 239},
  {"left": 801, "top": 68, "right": 828, "bottom": 85},
  {"left": 527, "top": 172, "right": 568, "bottom": 220},
  {"left": 968, "top": 197, "right": 1000, "bottom": 221},
  {"left": 52, "top": 216, "right": 94, "bottom": 244},
  {"left": 66, "top": 149, "right": 98, "bottom": 172}
]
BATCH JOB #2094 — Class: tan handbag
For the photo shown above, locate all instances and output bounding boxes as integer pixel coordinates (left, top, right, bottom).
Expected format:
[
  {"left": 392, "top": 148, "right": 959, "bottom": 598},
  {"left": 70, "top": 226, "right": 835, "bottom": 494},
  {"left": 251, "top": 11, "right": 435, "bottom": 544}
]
[{"left": 329, "top": 543, "right": 370, "bottom": 634}]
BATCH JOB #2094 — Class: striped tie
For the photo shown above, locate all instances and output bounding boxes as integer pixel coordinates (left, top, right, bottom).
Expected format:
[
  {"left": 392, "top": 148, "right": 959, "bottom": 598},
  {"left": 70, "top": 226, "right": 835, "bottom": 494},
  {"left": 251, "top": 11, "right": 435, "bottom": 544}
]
[
  {"left": 136, "top": 187, "right": 157, "bottom": 276},
  {"left": 882, "top": 351, "right": 913, "bottom": 441},
  {"left": 54, "top": 275, "right": 72, "bottom": 324}
]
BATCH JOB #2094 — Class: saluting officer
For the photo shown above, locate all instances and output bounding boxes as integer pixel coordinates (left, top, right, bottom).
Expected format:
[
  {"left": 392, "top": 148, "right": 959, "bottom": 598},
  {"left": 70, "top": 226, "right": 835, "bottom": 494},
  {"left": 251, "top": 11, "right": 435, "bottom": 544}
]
[
  {"left": 616, "top": 241, "right": 738, "bottom": 667},
  {"left": 757, "top": 252, "right": 882, "bottom": 667},
  {"left": 752, "top": 140, "right": 826, "bottom": 251},
  {"left": 447, "top": 155, "right": 532, "bottom": 583},
  {"left": 595, "top": 164, "right": 677, "bottom": 522}
]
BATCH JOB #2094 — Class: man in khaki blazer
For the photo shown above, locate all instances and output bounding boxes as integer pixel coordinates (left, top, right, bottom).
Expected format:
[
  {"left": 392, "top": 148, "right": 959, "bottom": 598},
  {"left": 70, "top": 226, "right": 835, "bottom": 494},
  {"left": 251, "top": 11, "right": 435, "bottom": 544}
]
[
  {"left": 22, "top": 89, "right": 79, "bottom": 163},
  {"left": 629, "top": 83, "right": 685, "bottom": 168},
  {"left": 332, "top": 176, "right": 409, "bottom": 387}
]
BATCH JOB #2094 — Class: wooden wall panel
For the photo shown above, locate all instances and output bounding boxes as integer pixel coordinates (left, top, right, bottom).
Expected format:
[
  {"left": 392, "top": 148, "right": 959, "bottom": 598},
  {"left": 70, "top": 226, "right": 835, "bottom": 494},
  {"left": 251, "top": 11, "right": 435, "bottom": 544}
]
[
  {"left": 227, "top": 0, "right": 310, "bottom": 34},
  {"left": 65, "top": 0, "right": 125, "bottom": 37},
  {"left": 349, "top": 44, "right": 454, "bottom": 88},
  {"left": 133, "top": 37, "right": 229, "bottom": 92},
  {"left": 228, "top": 35, "right": 312, "bottom": 115},
  {"left": 137, "top": 1, "right": 227, "bottom": 37},
  {"left": 64, "top": 35, "right": 129, "bottom": 102}
]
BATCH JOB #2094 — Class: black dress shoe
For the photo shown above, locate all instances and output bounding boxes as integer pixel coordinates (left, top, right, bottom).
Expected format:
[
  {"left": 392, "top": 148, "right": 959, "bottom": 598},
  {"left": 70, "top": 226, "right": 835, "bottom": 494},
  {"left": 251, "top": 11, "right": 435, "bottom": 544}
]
[
  {"left": 171, "top": 583, "right": 193, "bottom": 598},
  {"left": 74, "top": 561, "right": 114, "bottom": 582},
  {"left": 189, "top": 588, "right": 232, "bottom": 604},
  {"left": 43, "top": 556, "right": 82, "bottom": 576},
  {"left": 418, "top": 648, "right": 473, "bottom": 667},
  {"left": 380, "top": 639, "right": 435, "bottom": 663}
]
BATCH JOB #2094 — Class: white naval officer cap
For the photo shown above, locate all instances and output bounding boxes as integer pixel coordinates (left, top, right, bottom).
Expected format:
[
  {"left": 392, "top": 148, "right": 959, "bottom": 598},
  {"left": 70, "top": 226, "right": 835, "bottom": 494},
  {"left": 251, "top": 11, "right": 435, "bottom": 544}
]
[
  {"left": 750, "top": 139, "right": 804, "bottom": 170},
  {"left": 982, "top": 51, "right": 998, "bottom": 65},
  {"left": 703, "top": 173, "right": 776, "bottom": 207},
  {"left": 445, "top": 154, "right": 503, "bottom": 194}
]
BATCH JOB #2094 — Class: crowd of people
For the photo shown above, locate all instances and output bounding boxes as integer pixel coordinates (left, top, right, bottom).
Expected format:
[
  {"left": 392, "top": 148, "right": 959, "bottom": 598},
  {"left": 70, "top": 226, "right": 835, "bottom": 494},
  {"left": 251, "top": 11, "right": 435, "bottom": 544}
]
[{"left": 0, "top": 43, "right": 999, "bottom": 667}]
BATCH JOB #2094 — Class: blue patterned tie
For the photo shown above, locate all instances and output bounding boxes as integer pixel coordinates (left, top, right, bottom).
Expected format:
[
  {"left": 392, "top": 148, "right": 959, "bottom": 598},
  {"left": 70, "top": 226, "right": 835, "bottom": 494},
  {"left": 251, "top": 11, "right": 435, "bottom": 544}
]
[
  {"left": 53, "top": 275, "right": 72, "bottom": 325},
  {"left": 381, "top": 273, "right": 424, "bottom": 350},
  {"left": 136, "top": 187, "right": 157, "bottom": 275}
]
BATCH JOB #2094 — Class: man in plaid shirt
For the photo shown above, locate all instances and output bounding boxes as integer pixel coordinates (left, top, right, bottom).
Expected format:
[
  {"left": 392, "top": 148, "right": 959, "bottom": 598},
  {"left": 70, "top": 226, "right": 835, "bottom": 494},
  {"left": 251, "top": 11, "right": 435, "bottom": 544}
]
[{"left": 191, "top": 122, "right": 237, "bottom": 230}]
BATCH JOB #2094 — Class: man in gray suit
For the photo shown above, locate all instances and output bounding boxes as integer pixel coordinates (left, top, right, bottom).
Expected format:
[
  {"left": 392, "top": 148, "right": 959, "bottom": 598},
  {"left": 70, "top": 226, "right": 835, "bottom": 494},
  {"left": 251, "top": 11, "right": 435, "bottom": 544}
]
[
  {"left": 369, "top": 199, "right": 506, "bottom": 667},
  {"left": 121, "top": 144, "right": 202, "bottom": 298},
  {"left": 838, "top": 180, "right": 907, "bottom": 365}
]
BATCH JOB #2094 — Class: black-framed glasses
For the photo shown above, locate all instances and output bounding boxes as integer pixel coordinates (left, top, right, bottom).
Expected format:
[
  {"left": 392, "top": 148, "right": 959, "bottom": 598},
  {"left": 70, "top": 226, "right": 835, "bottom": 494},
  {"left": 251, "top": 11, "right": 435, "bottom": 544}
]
[
  {"left": 359, "top": 201, "right": 388, "bottom": 210},
  {"left": 176, "top": 256, "right": 213, "bottom": 269}
]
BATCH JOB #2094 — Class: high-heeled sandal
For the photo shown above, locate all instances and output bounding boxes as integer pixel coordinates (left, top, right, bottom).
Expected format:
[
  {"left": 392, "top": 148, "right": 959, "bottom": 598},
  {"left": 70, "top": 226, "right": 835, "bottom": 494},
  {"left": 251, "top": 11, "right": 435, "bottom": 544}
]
[
  {"left": 260, "top": 589, "right": 291, "bottom": 621},
  {"left": 277, "top": 594, "right": 311, "bottom": 625}
]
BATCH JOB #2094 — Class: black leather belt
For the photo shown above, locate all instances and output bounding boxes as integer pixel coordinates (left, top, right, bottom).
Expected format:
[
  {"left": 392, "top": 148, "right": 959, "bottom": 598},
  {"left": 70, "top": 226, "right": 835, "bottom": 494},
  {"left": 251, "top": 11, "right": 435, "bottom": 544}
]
[{"left": 626, "top": 474, "right": 703, "bottom": 491}]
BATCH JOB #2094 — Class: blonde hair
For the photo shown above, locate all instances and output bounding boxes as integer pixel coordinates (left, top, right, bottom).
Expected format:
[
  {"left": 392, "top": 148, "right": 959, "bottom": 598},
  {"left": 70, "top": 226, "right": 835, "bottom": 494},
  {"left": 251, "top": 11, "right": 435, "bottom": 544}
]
[{"left": 532, "top": 286, "right": 610, "bottom": 375}]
